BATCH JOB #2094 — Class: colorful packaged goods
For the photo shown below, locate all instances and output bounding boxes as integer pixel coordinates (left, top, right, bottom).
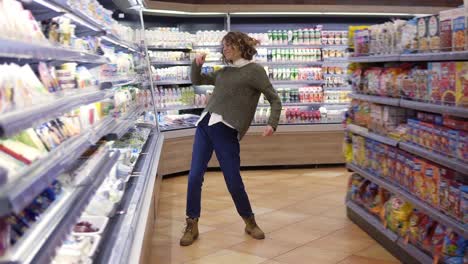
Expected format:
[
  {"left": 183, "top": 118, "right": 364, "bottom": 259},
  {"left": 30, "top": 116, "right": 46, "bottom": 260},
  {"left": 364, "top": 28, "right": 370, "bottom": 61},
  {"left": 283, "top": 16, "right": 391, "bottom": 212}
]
[
  {"left": 418, "top": 16, "right": 431, "bottom": 52},
  {"left": 406, "top": 210, "right": 436, "bottom": 251},
  {"left": 348, "top": 173, "right": 365, "bottom": 201},
  {"left": 429, "top": 62, "right": 457, "bottom": 105},
  {"left": 455, "top": 61, "right": 468, "bottom": 108},
  {"left": 461, "top": 186, "right": 468, "bottom": 224},
  {"left": 383, "top": 196, "right": 414, "bottom": 236},
  {"left": 423, "top": 162, "right": 440, "bottom": 208},
  {"left": 439, "top": 9, "right": 456, "bottom": 52},
  {"left": 428, "top": 15, "right": 441, "bottom": 52},
  {"left": 440, "top": 230, "right": 467, "bottom": 264},
  {"left": 400, "top": 18, "right": 418, "bottom": 54},
  {"left": 452, "top": 8, "right": 467, "bottom": 51}
]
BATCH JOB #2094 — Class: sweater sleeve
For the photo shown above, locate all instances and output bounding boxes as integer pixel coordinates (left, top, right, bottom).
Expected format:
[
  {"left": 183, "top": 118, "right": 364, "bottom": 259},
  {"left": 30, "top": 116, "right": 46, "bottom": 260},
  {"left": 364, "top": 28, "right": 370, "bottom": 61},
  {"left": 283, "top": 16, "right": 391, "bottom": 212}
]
[
  {"left": 191, "top": 60, "right": 218, "bottom": 85},
  {"left": 251, "top": 65, "right": 282, "bottom": 130}
]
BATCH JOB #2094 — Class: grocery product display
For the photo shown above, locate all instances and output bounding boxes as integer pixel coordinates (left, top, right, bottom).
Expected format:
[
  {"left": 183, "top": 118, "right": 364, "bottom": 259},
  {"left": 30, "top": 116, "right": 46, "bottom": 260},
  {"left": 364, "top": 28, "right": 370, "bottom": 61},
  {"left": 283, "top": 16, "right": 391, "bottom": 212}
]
[
  {"left": 345, "top": 9, "right": 468, "bottom": 264},
  {"left": 0, "top": 1, "right": 165, "bottom": 263}
]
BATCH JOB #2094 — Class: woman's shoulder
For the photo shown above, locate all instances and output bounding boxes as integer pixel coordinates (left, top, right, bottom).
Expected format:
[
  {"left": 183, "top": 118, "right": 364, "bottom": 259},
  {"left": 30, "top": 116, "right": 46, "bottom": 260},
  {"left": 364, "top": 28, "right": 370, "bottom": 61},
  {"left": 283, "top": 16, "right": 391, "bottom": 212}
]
[{"left": 245, "top": 62, "right": 265, "bottom": 72}]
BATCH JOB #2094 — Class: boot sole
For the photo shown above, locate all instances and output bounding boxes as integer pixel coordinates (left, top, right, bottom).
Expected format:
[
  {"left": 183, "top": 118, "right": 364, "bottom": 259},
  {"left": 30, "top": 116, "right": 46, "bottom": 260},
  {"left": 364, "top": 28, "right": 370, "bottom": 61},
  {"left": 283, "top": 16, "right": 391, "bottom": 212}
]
[
  {"left": 245, "top": 229, "right": 265, "bottom": 240},
  {"left": 180, "top": 233, "right": 199, "bottom": 246}
]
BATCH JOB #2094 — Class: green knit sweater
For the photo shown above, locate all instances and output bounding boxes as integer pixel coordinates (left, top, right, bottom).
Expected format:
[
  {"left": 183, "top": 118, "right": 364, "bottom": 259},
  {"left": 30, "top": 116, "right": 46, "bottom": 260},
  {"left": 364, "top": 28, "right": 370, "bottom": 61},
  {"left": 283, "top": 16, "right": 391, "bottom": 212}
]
[{"left": 191, "top": 60, "right": 282, "bottom": 140}]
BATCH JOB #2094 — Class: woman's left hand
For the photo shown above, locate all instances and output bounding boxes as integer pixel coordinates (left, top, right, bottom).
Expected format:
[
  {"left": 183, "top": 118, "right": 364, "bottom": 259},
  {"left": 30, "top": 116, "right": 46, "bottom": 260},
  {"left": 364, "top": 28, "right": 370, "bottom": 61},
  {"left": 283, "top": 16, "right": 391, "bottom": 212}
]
[{"left": 263, "top": 125, "right": 274, "bottom": 137}]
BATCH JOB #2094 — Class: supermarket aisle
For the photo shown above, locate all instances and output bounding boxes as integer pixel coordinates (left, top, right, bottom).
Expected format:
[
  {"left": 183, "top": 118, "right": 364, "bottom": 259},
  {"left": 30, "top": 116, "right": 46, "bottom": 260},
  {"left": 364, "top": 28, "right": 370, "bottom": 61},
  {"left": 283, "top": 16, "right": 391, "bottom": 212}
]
[{"left": 150, "top": 167, "right": 401, "bottom": 264}]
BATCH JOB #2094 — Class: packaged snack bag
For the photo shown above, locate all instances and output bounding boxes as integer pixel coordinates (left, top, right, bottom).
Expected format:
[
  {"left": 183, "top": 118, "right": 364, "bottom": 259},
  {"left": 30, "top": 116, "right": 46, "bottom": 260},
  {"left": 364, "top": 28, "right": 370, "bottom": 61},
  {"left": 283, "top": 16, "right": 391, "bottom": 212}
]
[
  {"left": 406, "top": 209, "right": 424, "bottom": 244},
  {"left": 452, "top": 8, "right": 466, "bottom": 51},
  {"left": 380, "top": 68, "right": 402, "bottom": 97},
  {"left": 351, "top": 68, "right": 363, "bottom": 94},
  {"left": 448, "top": 180, "right": 462, "bottom": 220},
  {"left": 455, "top": 61, "right": 468, "bottom": 107},
  {"left": 424, "top": 162, "right": 440, "bottom": 208},
  {"left": 441, "top": 230, "right": 467, "bottom": 264},
  {"left": 364, "top": 68, "right": 383, "bottom": 95},
  {"left": 383, "top": 196, "right": 414, "bottom": 236},
  {"left": 348, "top": 173, "right": 365, "bottom": 201},
  {"left": 432, "top": 223, "right": 447, "bottom": 262}
]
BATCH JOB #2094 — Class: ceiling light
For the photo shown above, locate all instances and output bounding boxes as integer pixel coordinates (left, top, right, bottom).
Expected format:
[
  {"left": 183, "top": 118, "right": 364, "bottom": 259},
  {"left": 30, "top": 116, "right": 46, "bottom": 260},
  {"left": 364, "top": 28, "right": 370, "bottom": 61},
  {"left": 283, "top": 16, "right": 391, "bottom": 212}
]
[
  {"left": 33, "top": 0, "right": 64, "bottom": 13},
  {"left": 143, "top": 8, "right": 225, "bottom": 16}
]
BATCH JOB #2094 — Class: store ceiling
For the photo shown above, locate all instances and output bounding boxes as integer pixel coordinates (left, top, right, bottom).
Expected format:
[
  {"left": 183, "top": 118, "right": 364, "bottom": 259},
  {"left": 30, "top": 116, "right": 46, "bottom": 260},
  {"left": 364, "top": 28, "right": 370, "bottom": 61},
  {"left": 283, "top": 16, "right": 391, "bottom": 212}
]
[{"left": 149, "top": 0, "right": 462, "bottom": 6}]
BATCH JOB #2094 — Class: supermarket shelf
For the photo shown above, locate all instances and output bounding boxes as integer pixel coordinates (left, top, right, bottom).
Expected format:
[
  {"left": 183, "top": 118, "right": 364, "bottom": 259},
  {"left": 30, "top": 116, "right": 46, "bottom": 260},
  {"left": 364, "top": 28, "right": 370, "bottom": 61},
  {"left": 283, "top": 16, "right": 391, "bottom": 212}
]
[
  {"left": 400, "top": 99, "right": 468, "bottom": 119},
  {"left": 257, "top": 102, "right": 349, "bottom": 107},
  {"left": 259, "top": 44, "right": 322, "bottom": 49},
  {"left": 153, "top": 80, "right": 192, "bottom": 86},
  {"left": 400, "top": 51, "right": 468, "bottom": 62},
  {"left": 0, "top": 115, "right": 116, "bottom": 217},
  {"left": 106, "top": 106, "right": 145, "bottom": 140},
  {"left": 157, "top": 105, "right": 204, "bottom": 111},
  {"left": 0, "top": 88, "right": 114, "bottom": 137},
  {"left": 100, "top": 78, "right": 138, "bottom": 88},
  {"left": 399, "top": 142, "right": 468, "bottom": 175},
  {"left": 259, "top": 61, "right": 323, "bottom": 66},
  {"left": 96, "top": 131, "right": 164, "bottom": 264},
  {"left": 348, "top": 93, "right": 400, "bottom": 106},
  {"left": 271, "top": 80, "right": 324, "bottom": 85},
  {"left": 0, "top": 149, "right": 119, "bottom": 264},
  {"left": 0, "top": 37, "right": 109, "bottom": 64},
  {"left": 150, "top": 60, "right": 192, "bottom": 66},
  {"left": 324, "top": 86, "right": 352, "bottom": 90},
  {"left": 347, "top": 163, "right": 468, "bottom": 238},
  {"left": 147, "top": 45, "right": 192, "bottom": 51},
  {"left": 32, "top": 149, "right": 120, "bottom": 264},
  {"left": 323, "top": 58, "right": 349, "bottom": 63},
  {"left": 349, "top": 55, "right": 400, "bottom": 63},
  {"left": 322, "top": 44, "right": 349, "bottom": 49},
  {"left": 192, "top": 45, "right": 221, "bottom": 49},
  {"left": 100, "top": 35, "right": 139, "bottom": 54},
  {"left": 347, "top": 124, "right": 399, "bottom": 146},
  {"left": 347, "top": 200, "right": 433, "bottom": 264}
]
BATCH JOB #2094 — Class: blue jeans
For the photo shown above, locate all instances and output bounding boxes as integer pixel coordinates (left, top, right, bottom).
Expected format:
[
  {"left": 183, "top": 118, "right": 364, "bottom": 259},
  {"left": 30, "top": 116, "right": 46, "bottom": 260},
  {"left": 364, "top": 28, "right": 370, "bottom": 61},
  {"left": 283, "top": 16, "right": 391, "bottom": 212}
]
[{"left": 186, "top": 113, "right": 254, "bottom": 218}]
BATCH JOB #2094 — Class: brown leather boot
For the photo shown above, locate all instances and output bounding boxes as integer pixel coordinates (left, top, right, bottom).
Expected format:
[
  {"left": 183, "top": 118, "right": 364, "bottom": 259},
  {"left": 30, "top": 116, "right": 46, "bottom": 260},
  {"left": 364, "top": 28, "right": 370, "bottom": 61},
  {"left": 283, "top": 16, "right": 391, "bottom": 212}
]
[
  {"left": 180, "top": 218, "right": 199, "bottom": 246},
  {"left": 243, "top": 215, "right": 265, "bottom": 239}
]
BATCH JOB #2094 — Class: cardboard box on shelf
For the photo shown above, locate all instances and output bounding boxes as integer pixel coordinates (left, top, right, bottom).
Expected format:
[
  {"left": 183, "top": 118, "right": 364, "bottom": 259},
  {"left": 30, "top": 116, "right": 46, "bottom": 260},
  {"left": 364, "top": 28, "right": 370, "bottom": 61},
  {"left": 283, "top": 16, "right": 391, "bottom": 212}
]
[
  {"left": 456, "top": 61, "right": 468, "bottom": 107},
  {"left": 418, "top": 16, "right": 430, "bottom": 52},
  {"left": 429, "top": 62, "right": 457, "bottom": 105},
  {"left": 452, "top": 8, "right": 466, "bottom": 51},
  {"left": 428, "top": 15, "right": 441, "bottom": 52},
  {"left": 439, "top": 9, "right": 455, "bottom": 52}
]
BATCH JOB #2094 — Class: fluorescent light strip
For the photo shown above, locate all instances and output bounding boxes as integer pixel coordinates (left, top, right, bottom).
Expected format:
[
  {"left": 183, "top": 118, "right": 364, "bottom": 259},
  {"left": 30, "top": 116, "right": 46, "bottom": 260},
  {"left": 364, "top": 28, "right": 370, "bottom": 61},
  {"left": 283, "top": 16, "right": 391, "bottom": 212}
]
[
  {"left": 231, "top": 11, "right": 423, "bottom": 17},
  {"left": 143, "top": 8, "right": 224, "bottom": 16},
  {"left": 33, "top": 0, "right": 64, "bottom": 13}
]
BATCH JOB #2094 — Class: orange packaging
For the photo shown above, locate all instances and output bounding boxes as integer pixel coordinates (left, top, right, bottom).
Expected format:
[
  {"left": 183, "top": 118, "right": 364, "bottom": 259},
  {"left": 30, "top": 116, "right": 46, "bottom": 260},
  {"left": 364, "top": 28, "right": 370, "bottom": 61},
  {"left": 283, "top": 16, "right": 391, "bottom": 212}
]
[
  {"left": 455, "top": 61, "right": 468, "bottom": 107},
  {"left": 424, "top": 162, "right": 440, "bottom": 208},
  {"left": 412, "top": 157, "right": 426, "bottom": 200}
]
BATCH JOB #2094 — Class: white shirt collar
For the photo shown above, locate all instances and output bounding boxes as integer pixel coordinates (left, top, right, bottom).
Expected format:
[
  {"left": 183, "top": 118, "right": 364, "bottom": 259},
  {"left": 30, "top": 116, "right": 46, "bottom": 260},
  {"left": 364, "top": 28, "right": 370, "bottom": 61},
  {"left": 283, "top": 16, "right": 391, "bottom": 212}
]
[{"left": 231, "top": 58, "right": 252, "bottom": 68}]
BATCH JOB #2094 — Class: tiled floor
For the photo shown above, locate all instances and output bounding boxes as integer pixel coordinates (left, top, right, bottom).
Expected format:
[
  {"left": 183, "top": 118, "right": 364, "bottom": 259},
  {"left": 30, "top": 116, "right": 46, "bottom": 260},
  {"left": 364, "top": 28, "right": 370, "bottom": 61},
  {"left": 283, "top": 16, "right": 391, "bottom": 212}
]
[{"left": 150, "top": 167, "right": 401, "bottom": 264}]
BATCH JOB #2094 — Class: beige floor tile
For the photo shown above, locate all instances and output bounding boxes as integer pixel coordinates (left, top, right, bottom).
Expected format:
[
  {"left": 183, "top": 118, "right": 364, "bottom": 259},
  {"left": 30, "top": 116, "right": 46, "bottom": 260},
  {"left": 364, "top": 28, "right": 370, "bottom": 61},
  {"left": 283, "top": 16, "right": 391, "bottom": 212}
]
[
  {"left": 186, "top": 249, "right": 267, "bottom": 264},
  {"left": 260, "top": 260, "right": 285, "bottom": 264},
  {"left": 274, "top": 245, "right": 351, "bottom": 264},
  {"left": 354, "top": 244, "right": 400, "bottom": 262},
  {"left": 230, "top": 237, "right": 302, "bottom": 259},
  {"left": 154, "top": 168, "right": 395, "bottom": 264},
  {"left": 255, "top": 210, "right": 309, "bottom": 226},
  {"left": 338, "top": 255, "right": 401, "bottom": 264}
]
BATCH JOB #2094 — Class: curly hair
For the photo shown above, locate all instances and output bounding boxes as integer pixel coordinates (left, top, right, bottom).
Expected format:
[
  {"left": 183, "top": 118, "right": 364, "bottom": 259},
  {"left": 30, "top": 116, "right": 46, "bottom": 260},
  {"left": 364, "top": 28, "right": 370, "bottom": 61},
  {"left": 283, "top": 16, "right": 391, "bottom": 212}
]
[{"left": 221, "top": 31, "right": 260, "bottom": 63}]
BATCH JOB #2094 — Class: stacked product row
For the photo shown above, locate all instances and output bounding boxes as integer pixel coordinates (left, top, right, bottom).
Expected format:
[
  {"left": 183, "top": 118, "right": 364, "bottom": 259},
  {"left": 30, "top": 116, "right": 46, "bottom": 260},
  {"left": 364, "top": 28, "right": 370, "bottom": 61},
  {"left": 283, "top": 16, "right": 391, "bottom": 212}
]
[{"left": 347, "top": 174, "right": 466, "bottom": 264}]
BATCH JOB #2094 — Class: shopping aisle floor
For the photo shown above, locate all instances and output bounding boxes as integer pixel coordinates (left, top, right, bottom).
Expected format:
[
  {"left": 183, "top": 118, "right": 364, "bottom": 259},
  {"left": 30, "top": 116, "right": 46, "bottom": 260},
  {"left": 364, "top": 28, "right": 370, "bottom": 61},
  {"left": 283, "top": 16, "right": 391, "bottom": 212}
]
[{"left": 150, "top": 166, "right": 401, "bottom": 264}]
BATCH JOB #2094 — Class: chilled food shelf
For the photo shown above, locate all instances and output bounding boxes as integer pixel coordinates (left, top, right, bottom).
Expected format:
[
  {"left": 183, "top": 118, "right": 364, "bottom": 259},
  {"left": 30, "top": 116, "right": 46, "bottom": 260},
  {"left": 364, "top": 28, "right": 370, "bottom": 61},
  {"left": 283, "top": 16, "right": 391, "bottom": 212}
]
[
  {"left": 0, "top": 88, "right": 114, "bottom": 138},
  {"left": 0, "top": 37, "right": 109, "bottom": 64},
  {"left": 400, "top": 51, "right": 468, "bottom": 62},
  {"left": 153, "top": 80, "right": 192, "bottom": 86},
  {"left": 259, "top": 44, "right": 322, "bottom": 49},
  {"left": 346, "top": 200, "right": 434, "bottom": 264},
  {"left": 156, "top": 105, "right": 204, "bottom": 111},
  {"left": 0, "top": 114, "right": 118, "bottom": 217},
  {"left": 348, "top": 93, "right": 400, "bottom": 106},
  {"left": 147, "top": 45, "right": 192, "bottom": 51},
  {"left": 257, "top": 102, "right": 349, "bottom": 107},
  {"left": 347, "top": 163, "right": 468, "bottom": 238},
  {"left": 106, "top": 106, "right": 145, "bottom": 140},
  {"left": 346, "top": 124, "right": 399, "bottom": 146},
  {"left": 400, "top": 99, "right": 468, "bottom": 119},
  {"left": 95, "top": 131, "right": 164, "bottom": 264},
  {"left": 100, "top": 35, "right": 139, "bottom": 54},
  {"left": 192, "top": 45, "right": 221, "bottom": 49},
  {"left": 399, "top": 142, "right": 468, "bottom": 175},
  {"left": 349, "top": 55, "right": 400, "bottom": 63},
  {"left": 0, "top": 149, "right": 120, "bottom": 264},
  {"left": 151, "top": 61, "right": 192, "bottom": 66},
  {"left": 259, "top": 61, "right": 323, "bottom": 66},
  {"left": 270, "top": 80, "right": 324, "bottom": 85}
]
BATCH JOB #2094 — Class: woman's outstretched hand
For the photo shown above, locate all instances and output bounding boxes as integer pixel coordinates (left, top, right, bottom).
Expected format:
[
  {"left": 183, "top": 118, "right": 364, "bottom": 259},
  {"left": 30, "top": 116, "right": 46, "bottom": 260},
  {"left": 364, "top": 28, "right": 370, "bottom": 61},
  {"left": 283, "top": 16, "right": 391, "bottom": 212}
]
[
  {"left": 263, "top": 125, "right": 274, "bottom": 137},
  {"left": 195, "top": 53, "right": 206, "bottom": 66}
]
